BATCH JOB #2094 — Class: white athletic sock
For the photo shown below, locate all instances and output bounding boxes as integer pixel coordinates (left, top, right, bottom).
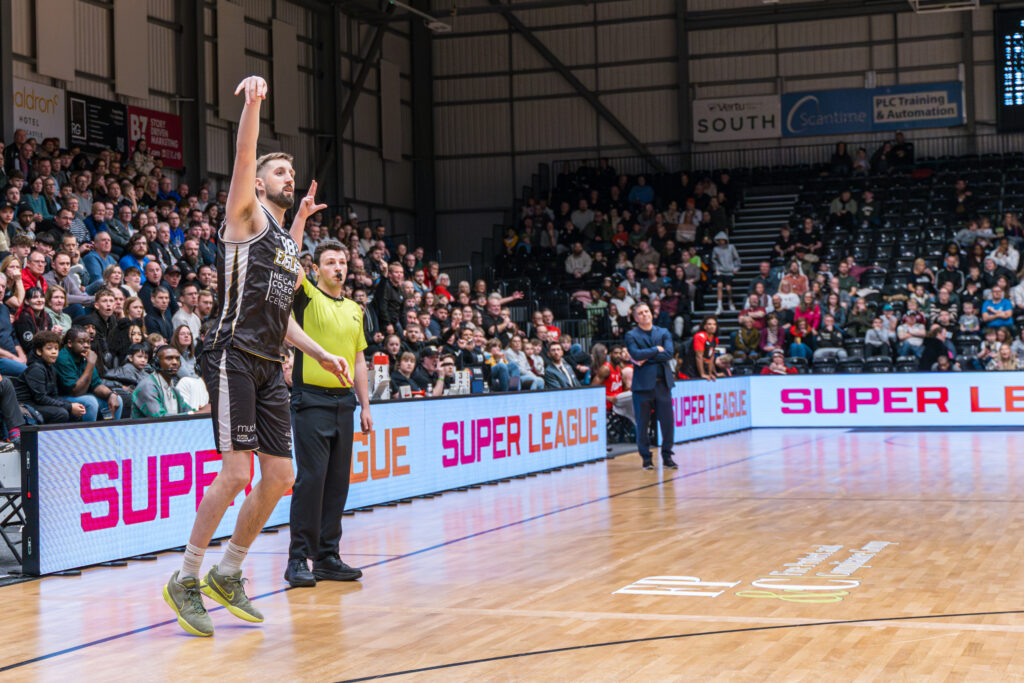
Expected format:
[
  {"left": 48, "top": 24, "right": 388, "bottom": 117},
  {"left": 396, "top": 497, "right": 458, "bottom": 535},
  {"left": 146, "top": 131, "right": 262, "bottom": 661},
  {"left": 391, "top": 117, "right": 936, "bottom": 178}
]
[
  {"left": 219, "top": 541, "right": 249, "bottom": 576},
  {"left": 179, "top": 543, "right": 205, "bottom": 581}
]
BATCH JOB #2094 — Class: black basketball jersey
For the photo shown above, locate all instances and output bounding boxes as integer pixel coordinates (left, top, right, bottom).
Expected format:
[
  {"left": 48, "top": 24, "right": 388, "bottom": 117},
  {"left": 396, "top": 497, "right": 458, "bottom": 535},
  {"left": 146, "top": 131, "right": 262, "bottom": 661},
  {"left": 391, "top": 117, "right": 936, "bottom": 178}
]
[{"left": 206, "top": 205, "right": 300, "bottom": 361}]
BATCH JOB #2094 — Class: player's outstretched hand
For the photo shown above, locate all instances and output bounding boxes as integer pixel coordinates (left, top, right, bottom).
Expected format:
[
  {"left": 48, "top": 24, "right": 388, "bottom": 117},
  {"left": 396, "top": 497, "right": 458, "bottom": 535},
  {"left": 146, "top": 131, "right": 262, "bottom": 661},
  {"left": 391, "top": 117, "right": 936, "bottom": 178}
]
[
  {"left": 319, "top": 353, "right": 352, "bottom": 387},
  {"left": 234, "top": 76, "right": 268, "bottom": 105},
  {"left": 297, "top": 180, "right": 328, "bottom": 220}
]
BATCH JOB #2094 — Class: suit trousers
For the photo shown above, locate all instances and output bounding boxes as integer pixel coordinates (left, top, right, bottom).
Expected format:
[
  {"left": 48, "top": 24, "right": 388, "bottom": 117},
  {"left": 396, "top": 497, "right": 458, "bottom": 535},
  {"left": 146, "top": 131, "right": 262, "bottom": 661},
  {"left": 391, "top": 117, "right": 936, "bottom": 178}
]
[
  {"left": 632, "top": 378, "right": 674, "bottom": 460},
  {"left": 288, "top": 387, "right": 356, "bottom": 562}
]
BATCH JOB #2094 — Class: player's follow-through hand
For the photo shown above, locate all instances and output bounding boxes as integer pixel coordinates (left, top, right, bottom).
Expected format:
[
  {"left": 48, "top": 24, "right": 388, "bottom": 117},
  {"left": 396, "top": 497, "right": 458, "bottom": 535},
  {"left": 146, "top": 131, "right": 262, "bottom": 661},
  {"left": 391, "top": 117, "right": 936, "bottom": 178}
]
[
  {"left": 234, "top": 76, "right": 268, "bottom": 105},
  {"left": 296, "top": 180, "right": 328, "bottom": 219}
]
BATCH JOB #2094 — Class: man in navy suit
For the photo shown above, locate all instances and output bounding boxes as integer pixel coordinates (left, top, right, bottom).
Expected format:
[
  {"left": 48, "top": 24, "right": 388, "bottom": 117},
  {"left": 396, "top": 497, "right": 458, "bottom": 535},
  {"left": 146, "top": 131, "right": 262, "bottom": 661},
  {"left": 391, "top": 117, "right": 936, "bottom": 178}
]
[{"left": 625, "top": 302, "right": 677, "bottom": 470}]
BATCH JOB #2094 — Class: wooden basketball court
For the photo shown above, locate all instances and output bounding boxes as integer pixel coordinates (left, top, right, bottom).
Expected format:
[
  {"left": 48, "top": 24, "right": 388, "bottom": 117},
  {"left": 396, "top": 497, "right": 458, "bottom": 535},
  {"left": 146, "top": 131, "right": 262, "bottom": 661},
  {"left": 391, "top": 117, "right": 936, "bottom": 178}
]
[{"left": 3, "top": 428, "right": 1024, "bottom": 681}]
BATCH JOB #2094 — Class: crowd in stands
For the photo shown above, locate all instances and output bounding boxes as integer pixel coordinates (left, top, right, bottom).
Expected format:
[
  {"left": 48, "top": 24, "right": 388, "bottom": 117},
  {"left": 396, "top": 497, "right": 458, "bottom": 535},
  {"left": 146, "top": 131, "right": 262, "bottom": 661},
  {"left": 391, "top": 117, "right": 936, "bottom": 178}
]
[
  {"left": 5, "top": 123, "right": 1024, "bottom": 451},
  {"left": 501, "top": 135, "right": 1024, "bottom": 378},
  {"left": 0, "top": 128, "right": 646, "bottom": 452}
]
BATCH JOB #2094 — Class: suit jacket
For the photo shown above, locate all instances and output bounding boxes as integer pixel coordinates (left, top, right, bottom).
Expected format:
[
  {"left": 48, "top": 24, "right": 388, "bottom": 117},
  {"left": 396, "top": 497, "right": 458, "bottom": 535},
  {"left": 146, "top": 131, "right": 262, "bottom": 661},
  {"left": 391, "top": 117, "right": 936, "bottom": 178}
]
[
  {"left": 626, "top": 325, "right": 675, "bottom": 392},
  {"left": 544, "top": 360, "right": 579, "bottom": 390}
]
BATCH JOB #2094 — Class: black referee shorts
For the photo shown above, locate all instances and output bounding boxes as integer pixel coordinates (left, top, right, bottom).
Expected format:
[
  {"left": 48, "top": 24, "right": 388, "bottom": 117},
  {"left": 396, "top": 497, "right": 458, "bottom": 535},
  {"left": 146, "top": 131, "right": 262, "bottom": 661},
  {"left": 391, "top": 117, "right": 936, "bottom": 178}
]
[{"left": 201, "top": 347, "right": 293, "bottom": 458}]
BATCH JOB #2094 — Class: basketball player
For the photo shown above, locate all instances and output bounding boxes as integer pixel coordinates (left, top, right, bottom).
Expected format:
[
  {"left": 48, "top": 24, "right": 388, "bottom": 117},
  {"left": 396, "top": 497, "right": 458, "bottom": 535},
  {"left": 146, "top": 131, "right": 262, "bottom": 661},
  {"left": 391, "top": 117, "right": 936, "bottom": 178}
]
[{"left": 163, "top": 75, "right": 351, "bottom": 637}]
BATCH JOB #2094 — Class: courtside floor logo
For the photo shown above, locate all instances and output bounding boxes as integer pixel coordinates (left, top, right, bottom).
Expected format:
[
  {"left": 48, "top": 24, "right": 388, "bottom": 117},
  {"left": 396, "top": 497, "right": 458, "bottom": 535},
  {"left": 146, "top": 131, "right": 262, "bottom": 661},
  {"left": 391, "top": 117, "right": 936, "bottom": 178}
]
[{"left": 614, "top": 541, "right": 897, "bottom": 604}]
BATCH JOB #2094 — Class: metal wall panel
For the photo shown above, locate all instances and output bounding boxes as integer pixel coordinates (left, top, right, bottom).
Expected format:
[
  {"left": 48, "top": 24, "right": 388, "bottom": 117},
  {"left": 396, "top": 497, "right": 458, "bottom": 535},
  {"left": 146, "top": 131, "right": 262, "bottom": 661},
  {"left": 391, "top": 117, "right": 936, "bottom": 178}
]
[
  {"left": 12, "top": 0, "right": 33, "bottom": 57},
  {"left": 777, "top": 17, "right": 869, "bottom": 47},
  {"left": 36, "top": 0, "right": 76, "bottom": 81},
  {"left": 436, "top": 103, "right": 511, "bottom": 156},
  {"left": 691, "top": 54, "right": 775, "bottom": 83},
  {"left": 436, "top": 157, "right": 511, "bottom": 210},
  {"left": 380, "top": 60, "right": 402, "bottom": 162},
  {"left": 436, "top": 213, "right": 505, "bottom": 262},
  {"left": 688, "top": 0, "right": 787, "bottom": 9},
  {"left": 690, "top": 25, "right": 774, "bottom": 55},
  {"left": 435, "top": 76, "right": 509, "bottom": 103},
  {"left": 597, "top": 0, "right": 675, "bottom": 21},
  {"left": 897, "top": 38, "right": 962, "bottom": 69},
  {"left": 148, "top": 24, "right": 177, "bottom": 94},
  {"left": 238, "top": 0, "right": 271, "bottom": 23},
  {"left": 272, "top": 19, "right": 299, "bottom": 136},
  {"left": 694, "top": 81, "right": 777, "bottom": 99},
  {"left": 782, "top": 75, "right": 865, "bottom": 92},
  {"left": 217, "top": 0, "right": 247, "bottom": 122},
  {"left": 516, "top": 4, "right": 591, "bottom": 27},
  {"left": 595, "top": 20, "right": 676, "bottom": 62},
  {"left": 511, "top": 27, "right": 594, "bottom": 71},
  {"left": 975, "top": 64, "right": 995, "bottom": 125},
  {"left": 434, "top": 35, "right": 508, "bottom": 75},
  {"left": 75, "top": 0, "right": 111, "bottom": 78},
  {"left": 512, "top": 70, "right": 594, "bottom": 99},
  {"left": 779, "top": 46, "right": 870, "bottom": 77},
  {"left": 385, "top": 160, "right": 415, "bottom": 210},
  {"left": 147, "top": 0, "right": 175, "bottom": 22},
  {"left": 382, "top": 32, "right": 412, "bottom": 74},
  {"left": 354, "top": 147, "right": 384, "bottom": 205},
  {"left": 246, "top": 22, "right": 269, "bottom": 54},
  {"left": 599, "top": 62, "right": 677, "bottom": 91},
  {"left": 353, "top": 93, "right": 379, "bottom": 147},
  {"left": 276, "top": 0, "right": 311, "bottom": 38},
  {"left": 401, "top": 103, "right": 413, "bottom": 158},
  {"left": 115, "top": 0, "right": 150, "bottom": 99},
  {"left": 896, "top": 10, "right": 961, "bottom": 37},
  {"left": 514, "top": 98, "right": 596, "bottom": 151},
  {"left": 600, "top": 90, "right": 678, "bottom": 143}
]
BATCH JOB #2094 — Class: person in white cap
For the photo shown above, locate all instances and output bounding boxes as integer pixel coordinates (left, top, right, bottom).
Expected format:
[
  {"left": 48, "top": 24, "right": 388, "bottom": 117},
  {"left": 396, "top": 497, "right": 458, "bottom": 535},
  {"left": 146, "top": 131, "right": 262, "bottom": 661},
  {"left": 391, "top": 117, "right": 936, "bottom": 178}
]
[{"left": 712, "top": 231, "right": 741, "bottom": 314}]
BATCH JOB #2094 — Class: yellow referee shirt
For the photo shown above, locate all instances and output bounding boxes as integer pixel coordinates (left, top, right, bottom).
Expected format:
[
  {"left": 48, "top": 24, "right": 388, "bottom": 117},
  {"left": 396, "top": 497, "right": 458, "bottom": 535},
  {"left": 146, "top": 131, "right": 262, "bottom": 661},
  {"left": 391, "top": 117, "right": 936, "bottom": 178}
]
[{"left": 292, "top": 275, "right": 367, "bottom": 388}]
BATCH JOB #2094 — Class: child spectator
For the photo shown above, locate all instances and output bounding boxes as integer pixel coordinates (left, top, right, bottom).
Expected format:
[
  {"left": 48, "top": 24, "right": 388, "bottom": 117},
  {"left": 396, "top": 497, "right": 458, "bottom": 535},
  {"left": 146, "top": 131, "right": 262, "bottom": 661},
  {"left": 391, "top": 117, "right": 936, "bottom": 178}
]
[{"left": 14, "top": 330, "right": 86, "bottom": 424}]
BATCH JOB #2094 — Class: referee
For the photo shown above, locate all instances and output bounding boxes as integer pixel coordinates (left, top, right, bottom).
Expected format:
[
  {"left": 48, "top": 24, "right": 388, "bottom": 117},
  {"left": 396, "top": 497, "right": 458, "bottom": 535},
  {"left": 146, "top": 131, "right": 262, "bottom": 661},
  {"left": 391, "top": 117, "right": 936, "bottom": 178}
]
[{"left": 285, "top": 238, "right": 372, "bottom": 587}]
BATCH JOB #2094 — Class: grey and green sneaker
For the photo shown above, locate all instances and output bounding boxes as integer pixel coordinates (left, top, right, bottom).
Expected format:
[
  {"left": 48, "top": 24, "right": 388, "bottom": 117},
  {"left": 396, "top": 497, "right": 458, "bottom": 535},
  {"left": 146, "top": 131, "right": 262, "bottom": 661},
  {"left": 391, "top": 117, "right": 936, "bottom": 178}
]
[
  {"left": 163, "top": 571, "right": 214, "bottom": 637},
  {"left": 200, "top": 564, "right": 264, "bottom": 623}
]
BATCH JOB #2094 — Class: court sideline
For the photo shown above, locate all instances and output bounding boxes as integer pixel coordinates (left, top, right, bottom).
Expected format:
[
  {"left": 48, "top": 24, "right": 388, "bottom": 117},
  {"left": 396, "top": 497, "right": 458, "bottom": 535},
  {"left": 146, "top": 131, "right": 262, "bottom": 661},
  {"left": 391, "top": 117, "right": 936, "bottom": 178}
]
[{"left": 3, "top": 428, "right": 1024, "bottom": 681}]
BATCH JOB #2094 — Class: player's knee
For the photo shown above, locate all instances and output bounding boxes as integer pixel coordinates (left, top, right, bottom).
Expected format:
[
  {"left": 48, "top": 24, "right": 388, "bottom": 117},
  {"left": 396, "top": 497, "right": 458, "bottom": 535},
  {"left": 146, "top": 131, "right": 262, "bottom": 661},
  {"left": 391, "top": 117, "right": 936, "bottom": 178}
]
[
  {"left": 261, "top": 460, "right": 295, "bottom": 493},
  {"left": 218, "top": 468, "right": 251, "bottom": 495}
]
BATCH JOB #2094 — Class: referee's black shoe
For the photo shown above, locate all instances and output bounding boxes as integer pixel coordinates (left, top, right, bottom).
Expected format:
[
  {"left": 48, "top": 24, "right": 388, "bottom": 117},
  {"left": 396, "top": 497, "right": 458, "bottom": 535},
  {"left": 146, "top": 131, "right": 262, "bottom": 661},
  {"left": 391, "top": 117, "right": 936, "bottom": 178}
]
[
  {"left": 313, "top": 554, "right": 363, "bottom": 581},
  {"left": 662, "top": 456, "right": 679, "bottom": 470},
  {"left": 285, "top": 558, "right": 317, "bottom": 587},
  {"left": 641, "top": 457, "right": 654, "bottom": 470}
]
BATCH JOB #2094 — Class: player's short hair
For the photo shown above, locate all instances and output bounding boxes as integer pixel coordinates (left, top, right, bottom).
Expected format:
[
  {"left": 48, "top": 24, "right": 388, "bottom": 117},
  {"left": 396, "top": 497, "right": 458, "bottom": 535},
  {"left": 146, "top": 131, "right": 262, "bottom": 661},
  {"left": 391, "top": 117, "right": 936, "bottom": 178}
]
[
  {"left": 255, "top": 152, "right": 294, "bottom": 177},
  {"left": 314, "top": 240, "right": 348, "bottom": 266}
]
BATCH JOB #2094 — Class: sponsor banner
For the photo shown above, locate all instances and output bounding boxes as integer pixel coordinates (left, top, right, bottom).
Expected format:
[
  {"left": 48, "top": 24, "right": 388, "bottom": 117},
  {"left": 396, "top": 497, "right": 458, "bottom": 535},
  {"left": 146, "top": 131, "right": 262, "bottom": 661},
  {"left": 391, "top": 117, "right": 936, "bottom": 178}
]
[
  {"left": 749, "top": 372, "right": 1024, "bottom": 428},
  {"left": 127, "top": 106, "right": 184, "bottom": 169},
  {"left": 669, "top": 377, "right": 752, "bottom": 442},
  {"left": 10, "top": 78, "right": 65, "bottom": 144},
  {"left": 26, "top": 389, "right": 605, "bottom": 575},
  {"left": 67, "top": 92, "right": 128, "bottom": 155},
  {"left": 781, "top": 81, "right": 963, "bottom": 138},
  {"left": 692, "top": 95, "right": 781, "bottom": 142}
]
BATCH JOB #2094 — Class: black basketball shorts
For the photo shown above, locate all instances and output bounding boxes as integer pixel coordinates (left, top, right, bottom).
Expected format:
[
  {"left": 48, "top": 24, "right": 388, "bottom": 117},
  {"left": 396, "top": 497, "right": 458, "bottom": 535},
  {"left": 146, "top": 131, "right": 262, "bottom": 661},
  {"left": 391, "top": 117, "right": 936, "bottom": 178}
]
[{"left": 201, "top": 347, "right": 293, "bottom": 458}]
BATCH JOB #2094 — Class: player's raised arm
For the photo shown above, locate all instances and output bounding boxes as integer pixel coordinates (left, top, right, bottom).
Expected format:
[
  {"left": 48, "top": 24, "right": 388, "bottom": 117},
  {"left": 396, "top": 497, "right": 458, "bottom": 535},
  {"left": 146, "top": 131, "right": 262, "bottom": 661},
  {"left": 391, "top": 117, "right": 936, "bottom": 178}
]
[{"left": 224, "top": 75, "right": 268, "bottom": 240}]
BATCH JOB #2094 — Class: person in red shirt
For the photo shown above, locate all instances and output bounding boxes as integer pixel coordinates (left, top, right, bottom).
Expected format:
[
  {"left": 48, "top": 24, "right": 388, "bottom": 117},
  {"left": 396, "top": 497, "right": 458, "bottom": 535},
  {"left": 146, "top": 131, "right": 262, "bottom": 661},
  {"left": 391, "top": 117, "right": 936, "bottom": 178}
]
[
  {"left": 761, "top": 348, "right": 799, "bottom": 375},
  {"left": 22, "top": 250, "right": 49, "bottom": 295},
  {"left": 740, "top": 293, "right": 767, "bottom": 331},
  {"left": 678, "top": 316, "right": 718, "bottom": 380}
]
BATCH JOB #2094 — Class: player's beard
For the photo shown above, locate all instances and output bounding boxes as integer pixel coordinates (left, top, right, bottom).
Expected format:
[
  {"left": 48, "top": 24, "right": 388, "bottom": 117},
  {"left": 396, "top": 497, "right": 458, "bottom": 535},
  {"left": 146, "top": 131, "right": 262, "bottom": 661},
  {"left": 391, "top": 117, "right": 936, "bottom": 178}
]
[{"left": 265, "top": 187, "right": 295, "bottom": 210}]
